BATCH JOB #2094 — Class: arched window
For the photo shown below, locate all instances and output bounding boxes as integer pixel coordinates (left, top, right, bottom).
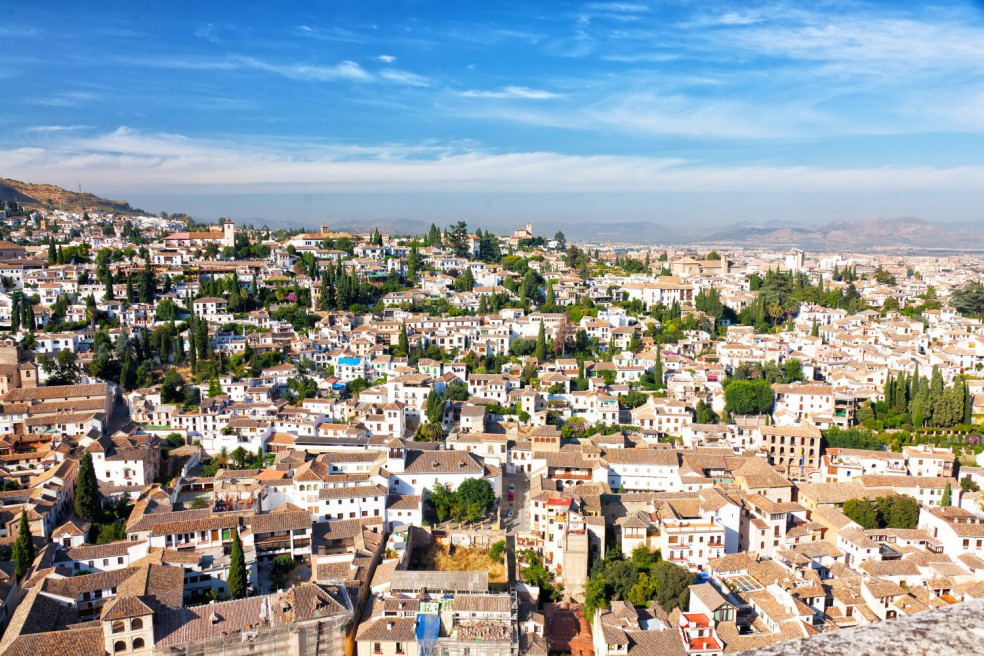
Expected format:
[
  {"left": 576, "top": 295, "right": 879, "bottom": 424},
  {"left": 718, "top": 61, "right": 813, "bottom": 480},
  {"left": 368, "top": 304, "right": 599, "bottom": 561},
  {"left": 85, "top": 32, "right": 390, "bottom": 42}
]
[
  {"left": 133, "top": 638, "right": 145, "bottom": 649},
  {"left": 114, "top": 641, "right": 127, "bottom": 653},
  {"left": 112, "top": 621, "right": 126, "bottom": 634},
  {"left": 131, "top": 618, "right": 144, "bottom": 630}
]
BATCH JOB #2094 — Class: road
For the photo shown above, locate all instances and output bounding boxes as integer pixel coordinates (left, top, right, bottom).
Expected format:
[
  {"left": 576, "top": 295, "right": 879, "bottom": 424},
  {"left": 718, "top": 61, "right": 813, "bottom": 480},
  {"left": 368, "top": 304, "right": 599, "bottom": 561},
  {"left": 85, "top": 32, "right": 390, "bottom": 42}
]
[{"left": 501, "top": 469, "right": 530, "bottom": 533}]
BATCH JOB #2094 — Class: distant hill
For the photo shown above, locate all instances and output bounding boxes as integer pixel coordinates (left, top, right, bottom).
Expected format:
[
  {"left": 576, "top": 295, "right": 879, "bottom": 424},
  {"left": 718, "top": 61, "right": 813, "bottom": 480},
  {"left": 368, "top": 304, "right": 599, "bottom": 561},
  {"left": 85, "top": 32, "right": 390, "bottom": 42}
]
[
  {"left": 696, "top": 216, "right": 984, "bottom": 250},
  {"left": 0, "top": 178, "right": 141, "bottom": 214}
]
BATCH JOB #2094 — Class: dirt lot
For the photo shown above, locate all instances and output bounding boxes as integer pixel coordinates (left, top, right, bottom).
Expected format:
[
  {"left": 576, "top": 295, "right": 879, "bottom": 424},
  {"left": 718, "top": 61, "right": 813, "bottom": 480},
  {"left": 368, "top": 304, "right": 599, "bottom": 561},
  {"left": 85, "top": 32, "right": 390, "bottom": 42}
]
[{"left": 412, "top": 542, "right": 506, "bottom": 583}]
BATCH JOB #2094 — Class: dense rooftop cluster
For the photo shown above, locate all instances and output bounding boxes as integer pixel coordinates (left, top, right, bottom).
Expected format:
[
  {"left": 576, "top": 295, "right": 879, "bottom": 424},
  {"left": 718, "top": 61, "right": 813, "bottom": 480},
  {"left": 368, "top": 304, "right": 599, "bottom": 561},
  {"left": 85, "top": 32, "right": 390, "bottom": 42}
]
[{"left": 0, "top": 202, "right": 983, "bottom": 654}]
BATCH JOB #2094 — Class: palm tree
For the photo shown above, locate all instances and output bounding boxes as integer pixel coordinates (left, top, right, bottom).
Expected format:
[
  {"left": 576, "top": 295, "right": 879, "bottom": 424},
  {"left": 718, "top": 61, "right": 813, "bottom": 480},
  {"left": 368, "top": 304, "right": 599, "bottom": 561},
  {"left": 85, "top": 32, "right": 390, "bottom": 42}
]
[{"left": 218, "top": 447, "right": 230, "bottom": 466}]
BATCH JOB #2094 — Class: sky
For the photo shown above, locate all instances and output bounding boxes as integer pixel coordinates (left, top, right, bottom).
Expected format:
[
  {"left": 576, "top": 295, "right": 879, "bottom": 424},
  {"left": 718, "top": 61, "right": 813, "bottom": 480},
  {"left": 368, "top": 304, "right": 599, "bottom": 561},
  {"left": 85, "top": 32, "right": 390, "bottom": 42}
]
[{"left": 3, "top": 0, "right": 984, "bottom": 230}]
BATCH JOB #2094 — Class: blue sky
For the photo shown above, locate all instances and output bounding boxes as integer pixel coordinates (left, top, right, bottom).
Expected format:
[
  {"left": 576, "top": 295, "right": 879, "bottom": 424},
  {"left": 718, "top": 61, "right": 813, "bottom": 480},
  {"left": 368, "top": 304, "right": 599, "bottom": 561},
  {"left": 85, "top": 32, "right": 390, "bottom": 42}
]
[{"left": 3, "top": 0, "right": 984, "bottom": 229}]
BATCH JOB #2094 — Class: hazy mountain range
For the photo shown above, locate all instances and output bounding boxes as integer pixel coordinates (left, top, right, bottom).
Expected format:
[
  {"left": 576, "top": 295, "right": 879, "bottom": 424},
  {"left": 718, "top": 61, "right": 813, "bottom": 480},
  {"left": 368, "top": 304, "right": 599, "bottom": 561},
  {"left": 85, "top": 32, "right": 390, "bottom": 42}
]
[
  {"left": 2, "top": 179, "right": 982, "bottom": 250},
  {"left": 327, "top": 216, "right": 984, "bottom": 250}
]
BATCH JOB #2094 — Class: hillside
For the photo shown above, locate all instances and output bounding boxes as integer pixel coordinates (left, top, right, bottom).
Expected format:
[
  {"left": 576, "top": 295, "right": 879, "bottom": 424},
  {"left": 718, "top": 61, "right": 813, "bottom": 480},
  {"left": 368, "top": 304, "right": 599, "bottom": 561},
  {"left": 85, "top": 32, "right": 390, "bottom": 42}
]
[
  {"left": 0, "top": 178, "right": 141, "bottom": 214},
  {"left": 696, "top": 216, "right": 984, "bottom": 250}
]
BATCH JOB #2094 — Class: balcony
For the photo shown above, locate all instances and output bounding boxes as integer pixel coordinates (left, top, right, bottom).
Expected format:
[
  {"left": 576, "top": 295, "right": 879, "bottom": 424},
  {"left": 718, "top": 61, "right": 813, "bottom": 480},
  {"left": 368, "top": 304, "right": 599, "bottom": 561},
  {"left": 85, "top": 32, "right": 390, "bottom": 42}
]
[{"left": 551, "top": 471, "right": 592, "bottom": 480}]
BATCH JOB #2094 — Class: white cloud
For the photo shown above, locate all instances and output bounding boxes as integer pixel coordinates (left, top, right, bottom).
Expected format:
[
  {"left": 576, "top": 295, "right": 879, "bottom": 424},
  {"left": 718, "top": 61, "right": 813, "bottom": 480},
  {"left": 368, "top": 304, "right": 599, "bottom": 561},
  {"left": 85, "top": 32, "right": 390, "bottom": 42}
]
[
  {"left": 378, "top": 55, "right": 396, "bottom": 63},
  {"left": 460, "top": 86, "right": 563, "bottom": 100},
  {"left": 379, "top": 68, "right": 431, "bottom": 87},
  {"left": 583, "top": 2, "right": 649, "bottom": 13},
  {"left": 24, "top": 125, "right": 92, "bottom": 134},
  {"left": 7, "top": 128, "right": 984, "bottom": 196},
  {"left": 233, "top": 56, "right": 370, "bottom": 81},
  {"left": 25, "top": 91, "right": 100, "bottom": 107}
]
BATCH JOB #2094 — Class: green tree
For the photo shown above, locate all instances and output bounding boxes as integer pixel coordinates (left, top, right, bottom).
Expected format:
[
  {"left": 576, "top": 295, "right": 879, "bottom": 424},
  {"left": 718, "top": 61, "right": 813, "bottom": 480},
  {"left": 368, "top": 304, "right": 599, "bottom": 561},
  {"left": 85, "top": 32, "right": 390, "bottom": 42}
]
[
  {"left": 454, "top": 267, "right": 475, "bottom": 292},
  {"left": 208, "top": 377, "right": 222, "bottom": 397},
  {"left": 161, "top": 368, "right": 185, "bottom": 404},
  {"left": 584, "top": 575, "right": 609, "bottom": 622},
  {"left": 534, "top": 321, "right": 547, "bottom": 361},
  {"left": 631, "top": 544, "right": 655, "bottom": 570},
  {"left": 876, "top": 495, "right": 920, "bottom": 529},
  {"left": 425, "top": 389, "right": 444, "bottom": 425},
  {"left": 270, "top": 554, "right": 295, "bottom": 590},
  {"left": 398, "top": 322, "right": 410, "bottom": 355},
  {"left": 457, "top": 478, "right": 496, "bottom": 522},
  {"left": 724, "top": 379, "right": 774, "bottom": 415},
  {"left": 428, "top": 483, "right": 455, "bottom": 522},
  {"left": 942, "top": 481, "right": 951, "bottom": 507},
  {"left": 843, "top": 498, "right": 879, "bottom": 529},
  {"left": 74, "top": 451, "right": 102, "bottom": 522},
  {"left": 227, "top": 528, "right": 248, "bottom": 598},
  {"left": 653, "top": 349, "right": 664, "bottom": 389},
  {"left": 39, "top": 349, "right": 81, "bottom": 386},
  {"left": 627, "top": 571, "right": 658, "bottom": 607},
  {"left": 521, "top": 270, "right": 542, "bottom": 302},
  {"left": 12, "top": 510, "right": 35, "bottom": 578},
  {"left": 651, "top": 561, "right": 694, "bottom": 611}
]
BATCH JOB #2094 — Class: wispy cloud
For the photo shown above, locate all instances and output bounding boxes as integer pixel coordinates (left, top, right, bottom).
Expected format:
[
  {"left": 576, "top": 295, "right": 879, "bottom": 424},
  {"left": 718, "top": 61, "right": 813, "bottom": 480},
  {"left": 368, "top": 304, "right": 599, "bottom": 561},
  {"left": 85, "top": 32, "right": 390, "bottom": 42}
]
[
  {"left": 236, "top": 56, "right": 370, "bottom": 81},
  {"left": 25, "top": 91, "right": 100, "bottom": 107},
  {"left": 378, "top": 55, "right": 396, "bottom": 63},
  {"left": 194, "top": 23, "right": 225, "bottom": 44},
  {"left": 460, "top": 86, "right": 562, "bottom": 100},
  {"left": 379, "top": 68, "right": 431, "bottom": 87},
  {"left": 583, "top": 3, "right": 649, "bottom": 13},
  {"left": 116, "top": 53, "right": 436, "bottom": 86},
  {"left": 24, "top": 125, "right": 92, "bottom": 134}
]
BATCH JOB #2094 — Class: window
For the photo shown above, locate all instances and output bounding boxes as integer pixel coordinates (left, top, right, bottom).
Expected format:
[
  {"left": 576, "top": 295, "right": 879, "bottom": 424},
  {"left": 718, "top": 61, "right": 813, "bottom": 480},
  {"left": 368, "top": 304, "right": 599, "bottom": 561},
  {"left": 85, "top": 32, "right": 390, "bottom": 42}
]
[
  {"left": 133, "top": 638, "right": 145, "bottom": 649},
  {"left": 112, "top": 621, "right": 126, "bottom": 634},
  {"left": 373, "top": 643, "right": 382, "bottom": 654},
  {"left": 132, "top": 618, "right": 144, "bottom": 630},
  {"left": 114, "top": 641, "right": 127, "bottom": 653}
]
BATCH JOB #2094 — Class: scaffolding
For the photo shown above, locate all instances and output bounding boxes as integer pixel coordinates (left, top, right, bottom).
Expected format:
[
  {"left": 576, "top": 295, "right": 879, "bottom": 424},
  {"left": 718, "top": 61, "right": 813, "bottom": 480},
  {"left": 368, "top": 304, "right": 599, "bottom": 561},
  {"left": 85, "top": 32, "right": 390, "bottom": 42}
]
[{"left": 417, "top": 613, "right": 441, "bottom": 656}]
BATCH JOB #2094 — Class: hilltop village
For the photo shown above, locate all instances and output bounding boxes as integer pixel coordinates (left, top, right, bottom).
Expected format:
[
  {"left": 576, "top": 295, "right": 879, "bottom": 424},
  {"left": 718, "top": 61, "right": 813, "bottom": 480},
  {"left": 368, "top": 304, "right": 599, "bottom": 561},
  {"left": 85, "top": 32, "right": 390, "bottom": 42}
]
[{"left": 1, "top": 203, "right": 984, "bottom": 655}]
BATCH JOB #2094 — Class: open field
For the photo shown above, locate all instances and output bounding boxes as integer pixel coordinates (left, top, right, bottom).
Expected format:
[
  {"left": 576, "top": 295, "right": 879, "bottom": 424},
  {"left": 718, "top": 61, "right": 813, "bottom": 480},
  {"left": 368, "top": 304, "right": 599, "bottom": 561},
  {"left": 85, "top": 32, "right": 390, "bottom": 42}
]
[{"left": 411, "top": 542, "right": 506, "bottom": 583}]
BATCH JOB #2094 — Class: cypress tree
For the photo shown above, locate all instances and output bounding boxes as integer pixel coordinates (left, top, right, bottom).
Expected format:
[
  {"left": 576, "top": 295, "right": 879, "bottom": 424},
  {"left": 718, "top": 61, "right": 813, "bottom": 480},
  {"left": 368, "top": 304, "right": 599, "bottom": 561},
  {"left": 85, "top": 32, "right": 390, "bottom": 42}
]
[
  {"left": 12, "top": 510, "right": 34, "bottom": 579},
  {"left": 10, "top": 293, "right": 19, "bottom": 333},
  {"left": 909, "top": 365, "right": 920, "bottom": 412},
  {"left": 120, "top": 348, "right": 136, "bottom": 391},
  {"left": 942, "top": 481, "right": 952, "bottom": 507},
  {"left": 894, "top": 373, "right": 908, "bottom": 414},
  {"left": 227, "top": 528, "right": 247, "bottom": 598},
  {"left": 884, "top": 373, "right": 894, "bottom": 409},
  {"left": 125, "top": 275, "right": 134, "bottom": 304},
  {"left": 534, "top": 321, "right": 547, "bottom": 361},
  {"left": 74, "top": 451, "right": 102, "bottom": 522},
  {"left": 47, "top": 241, "right": 56, "bottom": 265},
  {"left": 545, "top": 283, "right": 556, "bottom": 308},
  {"left": 965, "top": 378, "right": 973, "bottom": 424},
  {"left": 654, "top": 349, "right": 664, "bottom": 390},
  {"left": 398, "top": 322, "right": 409, "bottom": 355},
  {"left": 104, "top": 271, "right": 114, "bottom": 300},
  {"left": 929, "top": 366, "right": 944, "bottom": 424},
  {"left": 23, "top": 302, "right": 33, "bottom": 332}
]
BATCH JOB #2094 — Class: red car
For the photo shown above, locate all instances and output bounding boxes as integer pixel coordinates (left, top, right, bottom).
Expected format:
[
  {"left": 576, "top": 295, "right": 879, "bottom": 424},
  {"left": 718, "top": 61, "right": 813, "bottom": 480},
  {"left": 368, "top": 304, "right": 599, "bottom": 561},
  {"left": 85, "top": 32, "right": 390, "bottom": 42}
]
[{"left": 508, "top": 492, "right": 514, "bottom": 501}]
